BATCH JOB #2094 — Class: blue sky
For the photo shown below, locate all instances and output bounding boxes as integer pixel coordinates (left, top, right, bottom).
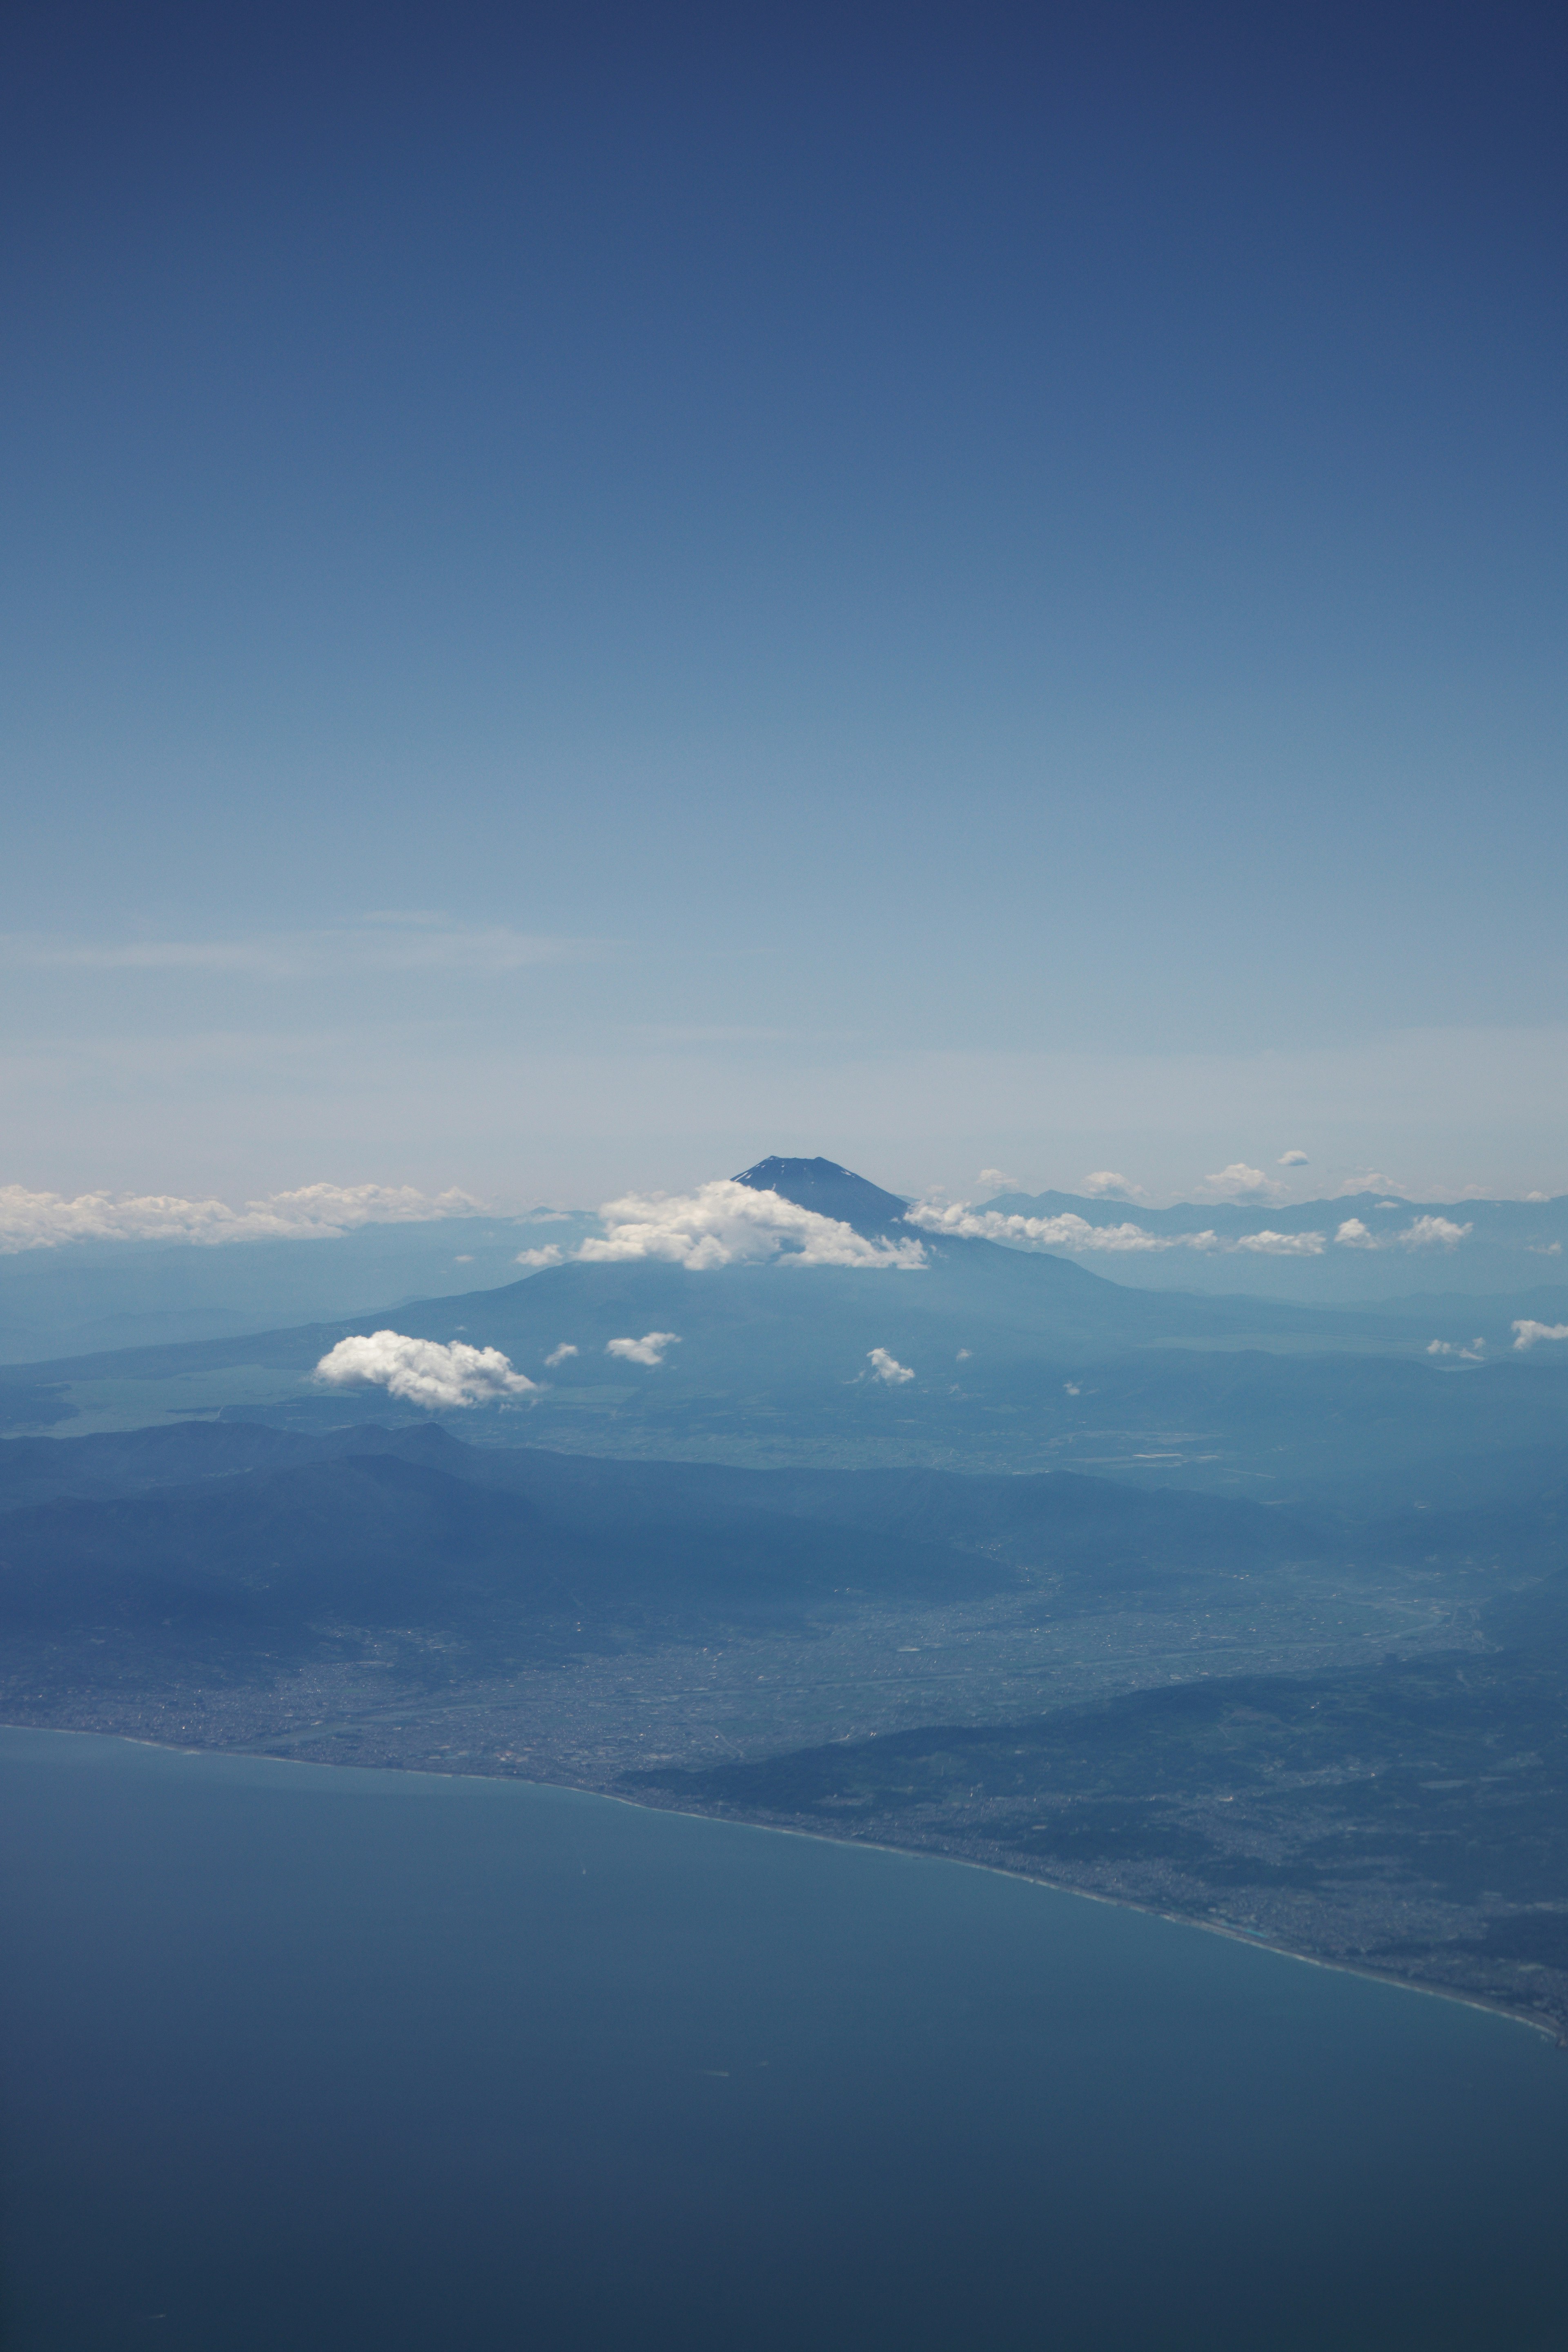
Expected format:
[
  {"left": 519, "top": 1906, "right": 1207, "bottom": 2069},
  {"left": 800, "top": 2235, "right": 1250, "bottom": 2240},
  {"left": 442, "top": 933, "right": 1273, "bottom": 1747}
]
[{"left": 3, "top": 2, "right": 1565, "bottom": 1209}]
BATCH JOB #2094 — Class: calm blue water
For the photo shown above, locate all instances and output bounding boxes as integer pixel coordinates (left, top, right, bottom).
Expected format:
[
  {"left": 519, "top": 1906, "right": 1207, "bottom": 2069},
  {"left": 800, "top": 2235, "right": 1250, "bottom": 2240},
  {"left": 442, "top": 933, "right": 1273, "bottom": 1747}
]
[{"left": 2, "top": 1728, "right": 1566, "bottom": 2352}]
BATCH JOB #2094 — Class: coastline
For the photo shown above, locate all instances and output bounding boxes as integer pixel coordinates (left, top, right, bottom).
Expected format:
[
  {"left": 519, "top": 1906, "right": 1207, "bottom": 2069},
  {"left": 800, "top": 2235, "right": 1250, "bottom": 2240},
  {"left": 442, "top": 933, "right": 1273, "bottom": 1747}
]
[{"left": 5, "top": 1717, "right": 1564, "bottom": 2052}]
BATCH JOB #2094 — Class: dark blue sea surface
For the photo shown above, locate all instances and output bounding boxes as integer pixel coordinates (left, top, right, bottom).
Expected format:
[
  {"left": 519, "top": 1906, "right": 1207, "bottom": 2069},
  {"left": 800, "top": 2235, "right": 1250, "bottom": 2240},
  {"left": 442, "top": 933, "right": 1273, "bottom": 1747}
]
[{"left": 2, "top": 1728, "right": 1566, "bottom": 2351}]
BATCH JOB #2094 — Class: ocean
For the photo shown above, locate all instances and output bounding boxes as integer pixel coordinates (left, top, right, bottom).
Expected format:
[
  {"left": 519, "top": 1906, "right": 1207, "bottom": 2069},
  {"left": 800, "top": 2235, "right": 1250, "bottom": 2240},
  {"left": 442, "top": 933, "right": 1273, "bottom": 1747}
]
[{"left": 2, "top": 1726, "right": 1565, "bottom": 2350}]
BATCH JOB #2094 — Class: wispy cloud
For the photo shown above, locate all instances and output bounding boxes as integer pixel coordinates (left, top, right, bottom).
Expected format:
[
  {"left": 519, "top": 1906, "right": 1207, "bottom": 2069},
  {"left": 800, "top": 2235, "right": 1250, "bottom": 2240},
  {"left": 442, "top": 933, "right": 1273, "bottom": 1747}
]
[
  {"left": 544, "top": 1343, "right": 578, "bottom": 1367},
  {"left": 0, "top": 1180, "right": 482, "bottom": 1254},
  {"left": 978, "top": 1167, "right": 1019, "bottom": 1190},
  {"left": 575, "top": 1181, "right": 926, "bottom": 1271},
  {"left": 0, "top": 921, "right": 593, "bottom": 980},
  {"left": 606, "top": 1332, "right": 681, "bottom": 1366},
  {"left": 1428, "top": 1338, "right": 1487, "bottom": 1361},
  {"left": 1512, "top": 1320, "right": 1568, "bottom": 1350},
  {"left": 315, "top": 1331, "right": 537, "bottom": 1407},
  {"left": 867, "top": 1347, "right": 914, "bottom": 1384},
  {"left": 1228, "top": 1229, "right": 1328, "bottom": 1256},
  {"left": 1338, "top": 1169, "right": 1405, "bottom": 1197}
]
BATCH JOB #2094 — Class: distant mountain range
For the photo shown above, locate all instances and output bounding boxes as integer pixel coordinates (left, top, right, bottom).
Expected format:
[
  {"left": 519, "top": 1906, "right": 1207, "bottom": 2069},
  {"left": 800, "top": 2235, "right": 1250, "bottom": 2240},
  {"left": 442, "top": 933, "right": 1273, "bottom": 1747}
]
[
  {"left": 2, "top": 1155, "right": 1567, "bottom": 1515},
  {"left": 4, "top": 1159, "right": 1559, "bottom": 1379},
  {"left": 4, "top": 1156, "right": 1568, "bottom": 2044},
  {"left": 971, "top": 1182, "right": 1568, "bottom": 1301}
]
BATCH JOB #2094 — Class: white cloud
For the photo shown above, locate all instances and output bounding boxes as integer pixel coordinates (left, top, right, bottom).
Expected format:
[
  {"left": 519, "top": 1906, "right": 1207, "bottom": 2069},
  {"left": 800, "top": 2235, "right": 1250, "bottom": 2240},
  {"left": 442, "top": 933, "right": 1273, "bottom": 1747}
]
[
  {"left": 1197, "top": 1163, "right": 1287, "bottom": 1203},
  {"left": 956, "top": 1347, "right": 971, "bottom": 1360},
  {"left": 978, "top": 1167, "right": 1019, "bottom": 1190},
  {"left": 544, "top": 1343, "right": 578, "bottom": 1367},
  {"left": 314, "top": 1331, "right": 537, "bottom": 1408},
  {"left": 1277, "top": 1149, "right": 1310, "bottom": 1167},
  {"left": 1400, "top": 1215, "right": 1472, "bottom": 1249},
  {"left": 1512, "top": 1321, "right": 1568, "bottom": 1350},
  {"left": 606, "top": 1331, "right": 681, "bottom": 1366},
  {"left": 516, "top": 1244, "right": 564, "bottom": 1267},
  {"left": 1083, "top": 1170, "right": 1146, "bottom": 1200},
  {"left": 867, "top": 1348, "right": 914, "bottom": 1384},
  {"left": 1428, "top": 1338, "right": 1487, "bottom": 1361},
  {"left": 906, "top": 1202, "right": 1323, "bottom": 1257},
  {"left": 909, "top": 1203, "right": 1178, "bottom": 1252},
  {"left": 1339, "top": 1170, "right": 1405, "bottom": 1196},
  {"left": 0, "top": 1180, "right": 483, "bottom": 1254},
  {"left": 1336, "top": 1214, "right": 1472, "bottom": 1253},
  {"left": 575, "top": 1180, "right": 925, "bottom": 1271}
]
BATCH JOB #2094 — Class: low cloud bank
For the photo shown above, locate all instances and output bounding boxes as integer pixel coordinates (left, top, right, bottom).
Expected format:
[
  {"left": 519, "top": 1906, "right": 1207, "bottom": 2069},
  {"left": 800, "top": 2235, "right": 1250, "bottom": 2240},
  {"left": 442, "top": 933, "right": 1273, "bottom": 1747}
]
[
  {"left": 315, "top": 1331, "right": 537, "bottom": 1408},
  {"left": 606, "top": 1332, "right": 681, "bottom": 1366},
  {"left": 912, "top": 1199, "right": 1474, "bottom": 1261},
  {"left": 1512, "top": 1321, "right": 1568, "bottom": 1351},
  {"left": 906, "top": 1204, "right": 1325, "bottom": 1257},
  {"left": 1, "top": 1182, "right": 481, "bottom": 1254},
  {"left": 867, "top": 1348, "right": 914, "bottom": 1383},
  {"left": 575, "top": 1181, "right": 926, "bottom": 1271}
]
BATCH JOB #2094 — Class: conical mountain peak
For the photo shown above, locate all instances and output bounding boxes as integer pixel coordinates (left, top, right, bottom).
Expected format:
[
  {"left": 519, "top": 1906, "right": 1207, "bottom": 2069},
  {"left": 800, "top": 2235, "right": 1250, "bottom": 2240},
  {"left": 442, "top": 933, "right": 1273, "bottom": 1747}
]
[{"left": 731, "top": 1156, "right": 912, "bottom": 1238}]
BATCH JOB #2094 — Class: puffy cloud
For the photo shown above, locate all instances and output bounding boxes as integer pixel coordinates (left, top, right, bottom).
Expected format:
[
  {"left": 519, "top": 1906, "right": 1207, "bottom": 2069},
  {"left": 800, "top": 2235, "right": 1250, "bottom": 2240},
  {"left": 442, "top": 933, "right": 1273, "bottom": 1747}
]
[
  {"left": 1428, "top": 1338, "right": 1487, "bottom": 1361},
  {"left": 978, "top": 1167, "right": 1019, "bottom": 1190},
  {"left": 516, "top": 1244, "right": 564, "bottom": 1267},
  {"left": 606, "top": 1331, "right": 681, "bottom": 1366},
  {"left": 1400, "top": 1216, "right": 1472, "bottom": 1249},
  {"left": 906, "top": 1203, "right": 1322, "bottom": 1257},
  {"left": 544, "top": 1343, "right": 578, "bottom": 1367},
  {"left": 1512, "top": 1321, "right": 1568, "bottom": 1351},
  {"left": 1277, "top": 1149, "right": 1310, "bottom": 1167},
  {"left": 1198, "top": 1163, "right": 1286, "bottom": 1203},
  {"left": 0, "top": 1181, "right": 483, "bottom": 1255},
  {"left": 867, "top": 1348, "right": 914, "bottom": 1384},
  {"left": 315, "top": 1331, "right": 537, "bottom": 1408},
  {"left": 575, "top": 1180, "right": 926, "bottom": 1271},
  {"left": 1338, "top": 1170, "right": 1404, "bottom": 1196},
  {"left": 1336, "top": 1215, "right": 1472, "bottom": 1253},
  {"left": 1083, "top": 1170, "right": 1146, "bottom": 1200}
]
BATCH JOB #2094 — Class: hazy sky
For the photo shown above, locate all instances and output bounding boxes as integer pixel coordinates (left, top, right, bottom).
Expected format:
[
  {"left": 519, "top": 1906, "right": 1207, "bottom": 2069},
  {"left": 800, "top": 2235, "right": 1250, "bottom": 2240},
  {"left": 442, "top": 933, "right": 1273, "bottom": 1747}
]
[{"left": 4, "top": 2, "right": 1565, "bottom": 1209}]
